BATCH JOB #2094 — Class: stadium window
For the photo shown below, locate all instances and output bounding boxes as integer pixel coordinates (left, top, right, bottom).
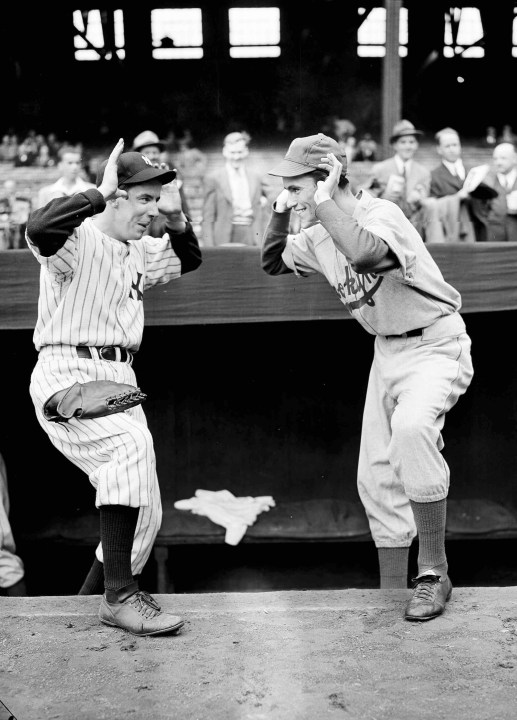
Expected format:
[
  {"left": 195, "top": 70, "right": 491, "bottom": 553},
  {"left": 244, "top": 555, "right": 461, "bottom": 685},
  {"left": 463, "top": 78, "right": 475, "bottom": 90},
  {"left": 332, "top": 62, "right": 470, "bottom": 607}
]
[
  {"left": 73, "top": 9, "right": 125, "bottom": 61},
  {"left": 444, "top": 7, "right": 484, "bottom": 58},
  {"left": 357, "top": 7, "right": 408, "bottom": 58},
  {"left": 151, "top": 8, "right": 203, "bottom": 59},
  {"left": 228, "top": 7, "right": 281, "bottom": 58}
]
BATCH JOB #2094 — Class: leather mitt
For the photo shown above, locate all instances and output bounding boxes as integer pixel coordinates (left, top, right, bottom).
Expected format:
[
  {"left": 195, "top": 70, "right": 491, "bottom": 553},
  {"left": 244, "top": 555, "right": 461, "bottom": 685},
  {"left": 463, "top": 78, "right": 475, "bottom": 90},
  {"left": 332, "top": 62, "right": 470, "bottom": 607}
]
[{"left": 43, "top": 381, "right": 147, "bottom": 423}]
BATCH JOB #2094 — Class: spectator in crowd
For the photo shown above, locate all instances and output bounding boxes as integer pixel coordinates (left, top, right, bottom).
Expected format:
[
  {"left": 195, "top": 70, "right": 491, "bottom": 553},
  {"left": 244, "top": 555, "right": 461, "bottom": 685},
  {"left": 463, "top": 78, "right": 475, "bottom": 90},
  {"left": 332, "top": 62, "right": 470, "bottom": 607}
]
[
  {"left": 171, "top": 129, "right": 208, "bottom": 234},
  {"left": 132, "top": 129, "right": 191, "bottom": 233},
  {"left": 354, "top": 133, "right": 378, "bottom": 162},
  {"left": 173, "top": 129, "right": 207, "bottom": 179},
  {"left": 0, "top": 180, "right": 32, "bottom": 249},
  {"left": 46, "top": 133, "right": 61, "bottom": 164},
  {"left": 0, "top": 133, "right": 19, "bottom": 163},
  {"left": 36, "top": 146, "right": 95, "bottom": 208},
  {"left": 202, "top": 131, "right": 271, "bottom": 246},
  {"left": 499, "top": 124, "right": 516, "bottom": 145},
  {"left": 0, "top": 452, "right": 26, "bottom": 596},
  {"left": 484, "top": 142, "right": 517, "bottom": 242},
  {"left": 332, "top": 117, "right": 357, "bottom": 164},
  {"left": 132, "top": 129, "right": 167, "bottom": 164},
  {"left": 15, "top": 131, "right": 39, "bottom": 167},
  {"left": 482, "top": 126, "right": 497, "bottom": 148},
  {"left": 429, "top": 127, "right": 495, "bottom": 243},
  {"left": 366, "top": 119, "right": 444, "bottom": 242},
  {"left": 0, "top": 136, "right": 13, "bottom": 163}
]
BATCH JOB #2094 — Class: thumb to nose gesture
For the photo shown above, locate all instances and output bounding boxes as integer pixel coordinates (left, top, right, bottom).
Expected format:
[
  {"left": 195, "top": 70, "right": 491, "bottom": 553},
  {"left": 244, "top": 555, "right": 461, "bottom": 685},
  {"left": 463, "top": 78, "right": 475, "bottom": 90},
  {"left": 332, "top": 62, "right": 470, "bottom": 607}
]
[{"left": 98, "top": 139, "right": 128, "bottom": 201}]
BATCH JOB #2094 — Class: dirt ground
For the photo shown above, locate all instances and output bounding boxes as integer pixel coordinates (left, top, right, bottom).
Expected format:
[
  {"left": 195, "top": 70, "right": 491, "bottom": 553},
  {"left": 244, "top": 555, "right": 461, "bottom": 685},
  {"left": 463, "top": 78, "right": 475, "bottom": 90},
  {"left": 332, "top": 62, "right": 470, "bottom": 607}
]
[{"left": 1, "top": 588, "right": 517, "bottom": 720}]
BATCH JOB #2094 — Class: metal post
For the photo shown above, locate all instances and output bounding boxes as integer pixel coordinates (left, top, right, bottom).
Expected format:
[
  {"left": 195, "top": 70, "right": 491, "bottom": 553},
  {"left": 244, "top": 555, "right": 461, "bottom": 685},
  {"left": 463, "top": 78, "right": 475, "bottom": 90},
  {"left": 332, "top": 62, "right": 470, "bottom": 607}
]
[{"left": 381, "top": 0, "right": 402, "bottom": 159}]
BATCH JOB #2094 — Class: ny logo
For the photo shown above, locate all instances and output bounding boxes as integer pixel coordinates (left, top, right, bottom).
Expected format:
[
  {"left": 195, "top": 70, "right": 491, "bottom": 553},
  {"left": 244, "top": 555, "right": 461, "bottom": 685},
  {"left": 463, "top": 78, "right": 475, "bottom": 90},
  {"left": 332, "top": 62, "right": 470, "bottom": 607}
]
[
  {"left": 129, "top": 272, "right": 144, "bottom": 301},
  {"left": 141, "top": 155, "right": 153, "bottom": 166}
]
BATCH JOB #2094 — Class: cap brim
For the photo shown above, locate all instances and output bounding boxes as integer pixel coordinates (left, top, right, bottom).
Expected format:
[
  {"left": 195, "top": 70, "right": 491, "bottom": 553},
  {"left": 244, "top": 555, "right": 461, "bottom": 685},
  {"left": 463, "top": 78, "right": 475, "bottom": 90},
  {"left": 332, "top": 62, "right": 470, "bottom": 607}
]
[
  {"left": 268, "top": 159, "right": 319, "bottom": 177},
  {"left": 122, "top": 167, "right": 176, "bottom": 185}
]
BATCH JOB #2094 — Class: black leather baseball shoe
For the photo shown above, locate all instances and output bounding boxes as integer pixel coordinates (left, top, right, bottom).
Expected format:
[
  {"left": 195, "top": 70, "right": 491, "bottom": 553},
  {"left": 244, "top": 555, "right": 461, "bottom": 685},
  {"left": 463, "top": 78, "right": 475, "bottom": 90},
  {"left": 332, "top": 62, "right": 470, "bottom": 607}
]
[
  {"left": 99, "top": 582, "right": 184, "bottom": 636},
  {"left": 404, "top": 572, "right": 452, "bottom": 621}
]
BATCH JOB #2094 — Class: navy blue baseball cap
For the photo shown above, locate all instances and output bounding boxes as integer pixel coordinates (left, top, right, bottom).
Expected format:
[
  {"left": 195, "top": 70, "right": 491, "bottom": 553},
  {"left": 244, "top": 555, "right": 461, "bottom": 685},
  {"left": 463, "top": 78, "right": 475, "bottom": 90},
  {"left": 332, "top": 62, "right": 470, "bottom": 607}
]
[{"left": 96, "top": 151, "right": 176, "bottom": 187}]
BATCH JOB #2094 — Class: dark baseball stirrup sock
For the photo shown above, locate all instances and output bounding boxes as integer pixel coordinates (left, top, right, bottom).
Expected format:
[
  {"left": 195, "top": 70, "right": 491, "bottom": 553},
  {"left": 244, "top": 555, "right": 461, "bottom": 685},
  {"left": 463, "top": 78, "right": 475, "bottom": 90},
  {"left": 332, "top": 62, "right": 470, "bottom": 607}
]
[
  {"left": 78, "top": 557, "right": 104, "bottom": 595},
  {"left": 409, "top": 498, "right": 448, "bottom": 578},
  {"left": 377, "top": 547, "right": 410, "bottom": 589},
  {"left": 99, "top": 505, "right": 140, "bottom": 594}
]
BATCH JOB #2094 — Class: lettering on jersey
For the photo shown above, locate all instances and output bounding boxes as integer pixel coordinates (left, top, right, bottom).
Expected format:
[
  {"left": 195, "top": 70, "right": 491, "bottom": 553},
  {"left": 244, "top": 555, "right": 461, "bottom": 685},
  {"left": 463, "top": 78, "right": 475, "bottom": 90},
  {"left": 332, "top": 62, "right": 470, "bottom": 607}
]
[
  {"left": 335, "top": 268, "right": 383, "bottom": 309},
  {"left": 129, "top": 272, "right": 144, "bottom": 301},
  {"left": 141, "top": 155, "right": 153, "bottom": 166}
]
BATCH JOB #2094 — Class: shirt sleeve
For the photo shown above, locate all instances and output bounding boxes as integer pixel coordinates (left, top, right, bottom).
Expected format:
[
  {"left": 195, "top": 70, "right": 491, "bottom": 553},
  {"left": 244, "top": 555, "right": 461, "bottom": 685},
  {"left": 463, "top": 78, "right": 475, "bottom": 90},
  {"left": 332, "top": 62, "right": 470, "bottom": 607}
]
[
  {"left": 142, "top": 220, "right": 202, "bottom": 289},
  {"left": 359, "top": 199, "right": 418, "bottom": 284},
  {"left": 25, "top": 189, "right": 105, "bottom": 277}
]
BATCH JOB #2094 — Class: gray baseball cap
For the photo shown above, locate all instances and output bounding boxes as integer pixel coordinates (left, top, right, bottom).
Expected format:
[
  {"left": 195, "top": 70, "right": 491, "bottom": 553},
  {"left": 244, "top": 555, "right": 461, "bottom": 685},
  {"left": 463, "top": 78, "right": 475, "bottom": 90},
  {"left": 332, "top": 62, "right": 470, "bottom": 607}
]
[{"left": 268, "top": 133, "right": 347, "bottom": 177}]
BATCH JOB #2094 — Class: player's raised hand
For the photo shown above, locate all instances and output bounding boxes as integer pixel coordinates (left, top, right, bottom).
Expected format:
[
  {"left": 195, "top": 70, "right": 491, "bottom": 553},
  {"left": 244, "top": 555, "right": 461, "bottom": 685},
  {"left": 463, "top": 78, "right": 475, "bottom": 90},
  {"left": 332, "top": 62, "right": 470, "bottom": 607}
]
[
  {"left": 314, "top": 152, "right": 343, "bottom": 205},
  {"left": 98, "top": 139, "right": 128, "bottom": 201},
  {"left": 274, "top": 188, "right": 290, "bottom": 212},
  {"left": 158, "top": 176, "right": 184, "bottom": 217}
]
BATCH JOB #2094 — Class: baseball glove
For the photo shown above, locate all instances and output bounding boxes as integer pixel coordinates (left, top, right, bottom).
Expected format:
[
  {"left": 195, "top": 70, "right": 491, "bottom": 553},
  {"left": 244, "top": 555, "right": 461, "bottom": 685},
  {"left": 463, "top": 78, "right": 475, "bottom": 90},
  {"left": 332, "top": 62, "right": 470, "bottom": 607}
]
[{"left": 43, "top": 380, "right": 147, "bottom": 423}]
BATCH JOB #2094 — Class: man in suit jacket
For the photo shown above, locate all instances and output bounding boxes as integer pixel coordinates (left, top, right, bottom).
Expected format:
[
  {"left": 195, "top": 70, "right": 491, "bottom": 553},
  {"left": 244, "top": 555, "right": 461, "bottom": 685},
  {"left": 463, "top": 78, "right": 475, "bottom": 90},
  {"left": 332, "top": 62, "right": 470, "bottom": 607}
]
[
  {"left": 202, "top": 132, "right": 270, "bottom": 247},
  {"left": 430, "top": 127, "right": 493, "bottom": 243},
  {"left": 366, "top": 120, "right": 444, "bottom": 242},
  {"left": 483, "top": 142, "right": 517, "bottom": 242}
]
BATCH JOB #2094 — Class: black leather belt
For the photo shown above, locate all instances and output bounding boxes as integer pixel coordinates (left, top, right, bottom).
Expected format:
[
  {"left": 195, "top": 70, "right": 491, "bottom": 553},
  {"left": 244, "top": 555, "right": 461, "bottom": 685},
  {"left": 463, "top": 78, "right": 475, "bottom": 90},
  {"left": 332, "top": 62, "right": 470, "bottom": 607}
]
[
  {"left": 385, "top": 327, "right": 424, "bottom": 339},
  {"left": 76, "top": 346, "right": 132, "bottom": 362}
]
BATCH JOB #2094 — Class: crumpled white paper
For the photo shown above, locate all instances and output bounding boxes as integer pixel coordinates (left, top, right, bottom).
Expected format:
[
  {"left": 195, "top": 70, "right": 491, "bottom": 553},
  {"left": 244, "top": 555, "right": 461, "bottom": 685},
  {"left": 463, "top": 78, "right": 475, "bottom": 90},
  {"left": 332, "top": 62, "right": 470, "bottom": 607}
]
[{"left": 174, "top": 489, "right": 276, "bottom": 545}]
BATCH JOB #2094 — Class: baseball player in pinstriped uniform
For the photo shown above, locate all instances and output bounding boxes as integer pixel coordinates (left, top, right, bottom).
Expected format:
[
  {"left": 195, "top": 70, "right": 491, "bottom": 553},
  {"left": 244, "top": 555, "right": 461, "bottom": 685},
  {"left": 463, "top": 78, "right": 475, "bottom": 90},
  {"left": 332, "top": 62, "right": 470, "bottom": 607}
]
[
  {"left": 262, "top": 134, "right": 473, "bottom": 622},
  {"left": 26, "top": 139, "right": 202, "bottom": 636}
]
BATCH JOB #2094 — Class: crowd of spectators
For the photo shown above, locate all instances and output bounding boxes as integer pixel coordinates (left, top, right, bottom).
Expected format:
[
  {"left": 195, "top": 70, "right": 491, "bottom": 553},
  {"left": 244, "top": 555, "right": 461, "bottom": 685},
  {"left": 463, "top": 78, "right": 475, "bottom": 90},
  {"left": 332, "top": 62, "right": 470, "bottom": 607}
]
[{"left": 1, "top": 122, "right": 517, "bottom": 251}]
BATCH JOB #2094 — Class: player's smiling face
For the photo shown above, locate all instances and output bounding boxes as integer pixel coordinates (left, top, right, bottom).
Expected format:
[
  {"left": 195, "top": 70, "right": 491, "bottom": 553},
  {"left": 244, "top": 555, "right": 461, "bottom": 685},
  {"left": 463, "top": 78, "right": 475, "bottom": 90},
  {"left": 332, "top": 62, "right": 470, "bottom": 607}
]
[
  {"left": 115, "top": 181, "right": 162, "bottom": 241},
  {"left": 283, "top": 174, "right": 318, "bottom": 225}
]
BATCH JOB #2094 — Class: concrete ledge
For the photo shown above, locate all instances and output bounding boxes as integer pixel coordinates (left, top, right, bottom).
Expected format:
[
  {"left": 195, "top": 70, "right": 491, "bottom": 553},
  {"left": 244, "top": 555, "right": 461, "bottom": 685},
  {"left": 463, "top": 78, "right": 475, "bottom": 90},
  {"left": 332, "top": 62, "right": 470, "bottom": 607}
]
[{"left": 1, "top": 588, "right": 517, "bottom": 720}]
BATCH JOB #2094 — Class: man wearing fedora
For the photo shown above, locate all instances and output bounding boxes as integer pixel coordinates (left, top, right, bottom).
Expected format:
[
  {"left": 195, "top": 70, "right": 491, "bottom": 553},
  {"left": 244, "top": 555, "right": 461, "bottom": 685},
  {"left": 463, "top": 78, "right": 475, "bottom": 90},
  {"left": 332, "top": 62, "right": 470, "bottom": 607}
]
[
  {"left": 261, "top": 133, "right": 473, "bottom": 622},
  {"left": 366, "top": 120, "right": 444, "bottom": 242}
]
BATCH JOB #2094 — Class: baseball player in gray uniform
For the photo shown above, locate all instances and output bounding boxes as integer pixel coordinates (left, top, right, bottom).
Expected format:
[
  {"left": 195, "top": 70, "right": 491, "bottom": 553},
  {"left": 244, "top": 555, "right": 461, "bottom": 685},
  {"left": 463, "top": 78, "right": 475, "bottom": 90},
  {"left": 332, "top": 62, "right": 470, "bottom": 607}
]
[
  {"left": 26, "top": 139, "right": 202, "bottom": 635},
  {"left": 262, "top": 134, "right": 473, "bottom": 621}
]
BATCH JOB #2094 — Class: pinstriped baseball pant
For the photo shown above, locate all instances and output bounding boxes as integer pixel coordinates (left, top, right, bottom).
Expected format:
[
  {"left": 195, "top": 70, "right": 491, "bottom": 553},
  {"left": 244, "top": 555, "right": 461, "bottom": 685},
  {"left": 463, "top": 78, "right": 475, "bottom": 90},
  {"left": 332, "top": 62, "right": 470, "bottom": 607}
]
[
  {"left": 30, "top": 347, "right": 162, "bottom": 575},
  {"left": 357, "top": 331, "right": 473, "bottom": 548}
]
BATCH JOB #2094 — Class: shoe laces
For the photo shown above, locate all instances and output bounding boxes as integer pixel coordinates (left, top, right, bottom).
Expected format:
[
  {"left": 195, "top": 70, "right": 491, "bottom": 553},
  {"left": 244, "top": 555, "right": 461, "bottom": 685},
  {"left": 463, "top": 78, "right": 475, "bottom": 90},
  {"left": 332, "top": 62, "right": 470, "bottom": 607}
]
[
  {"left": 410, "top": 574, "right": 441, "bottom": 601},
  {"left": 127, "top": 590, "right": 162, "bottom": 619}
]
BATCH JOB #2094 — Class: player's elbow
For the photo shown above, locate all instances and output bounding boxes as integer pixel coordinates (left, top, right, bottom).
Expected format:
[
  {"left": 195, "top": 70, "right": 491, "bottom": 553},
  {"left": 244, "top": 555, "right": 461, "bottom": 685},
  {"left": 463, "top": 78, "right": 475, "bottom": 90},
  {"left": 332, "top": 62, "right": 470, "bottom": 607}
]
[{"left": 261, "top": 251, "right": 289, "bottom": 276}]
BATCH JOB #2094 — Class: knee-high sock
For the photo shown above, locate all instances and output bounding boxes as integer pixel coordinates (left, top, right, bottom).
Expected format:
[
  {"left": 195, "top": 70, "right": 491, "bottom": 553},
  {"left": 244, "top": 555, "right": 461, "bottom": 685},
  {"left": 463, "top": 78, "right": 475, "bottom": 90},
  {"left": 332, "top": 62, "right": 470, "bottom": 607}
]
[
  {"left": 99, "top": 505, "right": 139, "bottom": 592},
  {"left": 409, "top": 498, "right": 448, "bottom": 577}
]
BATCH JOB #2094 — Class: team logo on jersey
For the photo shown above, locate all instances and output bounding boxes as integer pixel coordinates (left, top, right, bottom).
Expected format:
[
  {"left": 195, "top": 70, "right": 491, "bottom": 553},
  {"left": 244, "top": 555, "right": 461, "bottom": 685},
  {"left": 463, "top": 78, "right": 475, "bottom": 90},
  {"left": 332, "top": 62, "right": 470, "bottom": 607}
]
[
  {"left": 335, "top": 265, "right": 383, "bottom": 309},
  {"left": 129, "top": 272, "right": 144, "bottom": 301},
  {"left": 141, "top": 155, "right": 153, "bottom": 166}
]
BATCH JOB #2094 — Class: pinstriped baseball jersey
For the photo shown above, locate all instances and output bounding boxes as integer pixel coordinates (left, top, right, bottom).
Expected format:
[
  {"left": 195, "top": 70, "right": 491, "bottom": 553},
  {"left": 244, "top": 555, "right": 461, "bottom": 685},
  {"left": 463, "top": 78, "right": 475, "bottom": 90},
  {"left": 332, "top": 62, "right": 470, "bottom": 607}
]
[{"left": 27, "top": 216, "right": 182, "bottom": 351}]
